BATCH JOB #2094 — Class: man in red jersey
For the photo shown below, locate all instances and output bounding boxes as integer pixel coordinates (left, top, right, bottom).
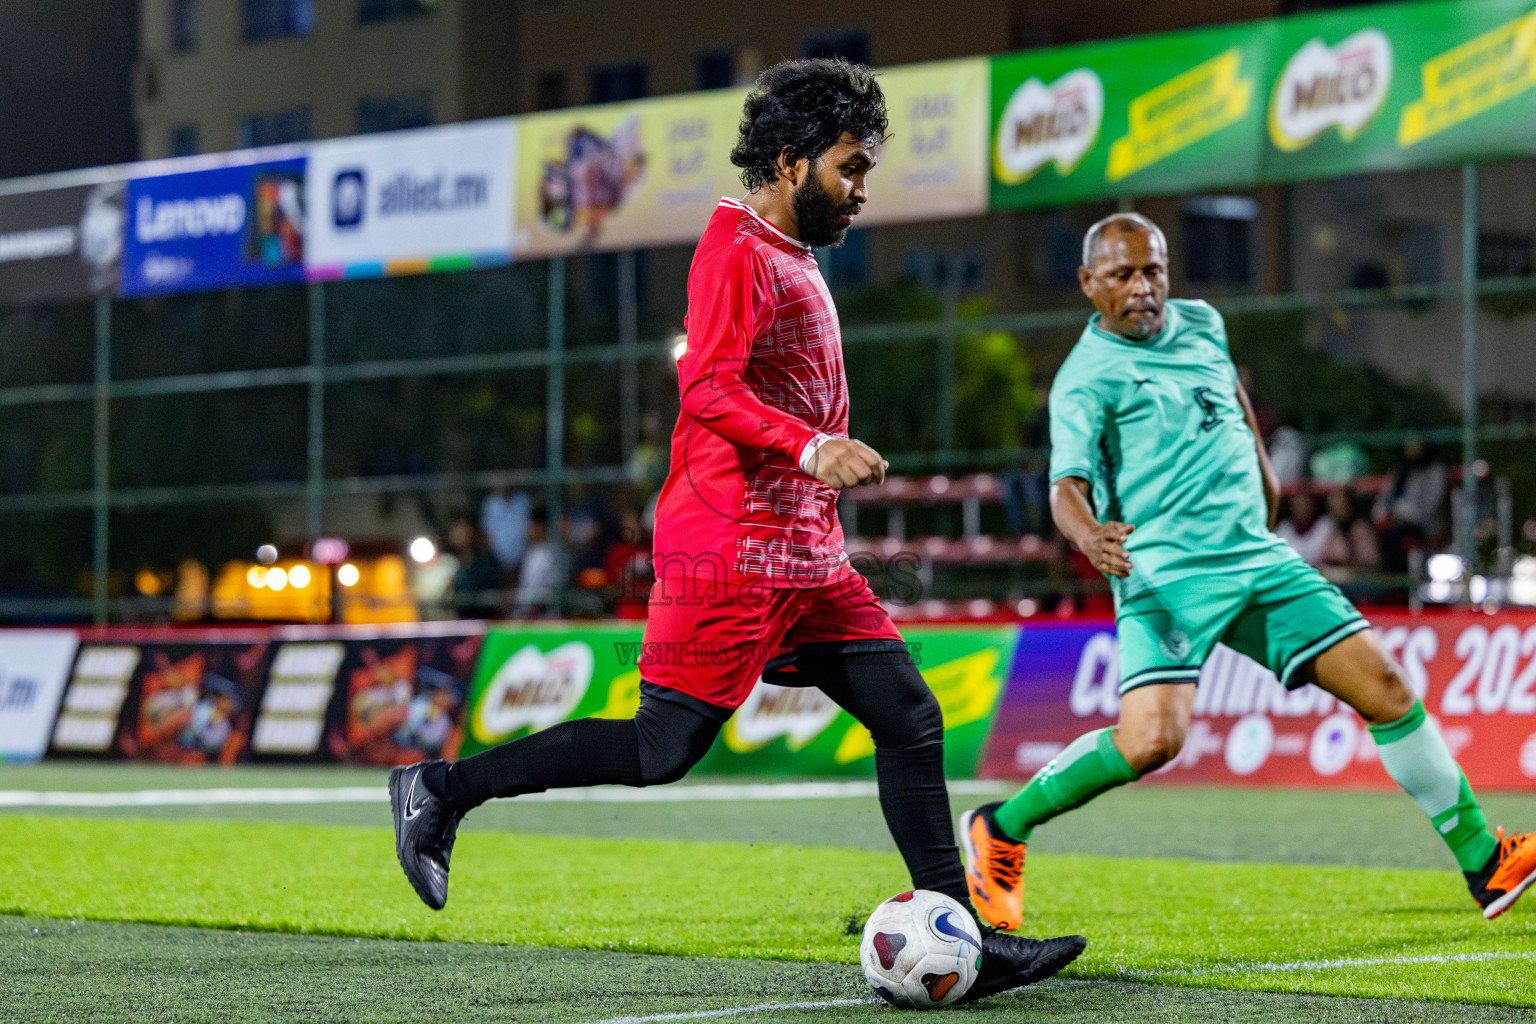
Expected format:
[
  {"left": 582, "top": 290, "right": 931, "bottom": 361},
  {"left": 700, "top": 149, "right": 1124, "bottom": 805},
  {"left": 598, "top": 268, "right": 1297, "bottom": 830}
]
[{"left": 390, "top": 59, "right": 1084, "bottom": 1001}]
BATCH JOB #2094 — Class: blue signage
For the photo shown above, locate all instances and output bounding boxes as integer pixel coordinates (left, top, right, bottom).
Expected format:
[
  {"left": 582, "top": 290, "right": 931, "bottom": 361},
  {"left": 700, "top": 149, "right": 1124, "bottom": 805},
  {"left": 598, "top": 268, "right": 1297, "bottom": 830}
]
[{"left": 122, "top": 158, "right": 306, "bottom": 297}]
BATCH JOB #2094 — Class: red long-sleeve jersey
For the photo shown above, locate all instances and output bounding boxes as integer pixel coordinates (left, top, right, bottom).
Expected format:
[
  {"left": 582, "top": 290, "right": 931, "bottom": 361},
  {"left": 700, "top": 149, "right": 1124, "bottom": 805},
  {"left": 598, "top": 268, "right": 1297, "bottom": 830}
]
[{"left": 651, "top": 198, "right": 851, "bottom": 588}]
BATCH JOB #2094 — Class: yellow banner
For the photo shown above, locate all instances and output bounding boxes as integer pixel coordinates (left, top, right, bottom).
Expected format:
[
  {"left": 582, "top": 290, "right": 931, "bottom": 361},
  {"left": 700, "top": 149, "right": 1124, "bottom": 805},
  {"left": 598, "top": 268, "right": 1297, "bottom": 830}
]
[
  {"left": 1397, "top": 9, "right": 1536, "bottom": 148},
  {"left": 858, "top": 59, "right": 989, "bottom": 226},
  {"left": 512, "top": 60, "right": 988, "bottom": 256},
  {"left": 1107, "top": 49, "right": 1254, "bottom": 182},
  {"left": 514, "top": 90, "right": 747, "bottom": 259}
]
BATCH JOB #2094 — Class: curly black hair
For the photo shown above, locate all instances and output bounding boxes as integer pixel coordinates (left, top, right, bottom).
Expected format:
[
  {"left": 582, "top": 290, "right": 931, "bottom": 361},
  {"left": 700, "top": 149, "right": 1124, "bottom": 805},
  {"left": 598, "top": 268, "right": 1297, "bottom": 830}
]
[{"left": 730, "top": 58, "right": 889, "bottom": 191}]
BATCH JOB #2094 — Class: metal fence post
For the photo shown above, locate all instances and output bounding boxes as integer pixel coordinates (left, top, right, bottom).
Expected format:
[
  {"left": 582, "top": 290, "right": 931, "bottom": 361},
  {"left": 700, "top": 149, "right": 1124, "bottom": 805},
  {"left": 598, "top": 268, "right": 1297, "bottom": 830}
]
[
  {"left": 618, "top": 250, "right": 640, "bottom": 463},
  {"left": 938, "top": 281, "right": 958, "bottom": 456},
  {"left": 91, "top": 294, "right": 111, "bottom": 625},
  {"left": 1461, "top": 163, "right": 1479, "bottom": 574},
  {"left": 306, "top": 281, "right": 326, "bottom": 544},
  {"left": 547, "top": 259, "right": 567, "bottom": 615}
]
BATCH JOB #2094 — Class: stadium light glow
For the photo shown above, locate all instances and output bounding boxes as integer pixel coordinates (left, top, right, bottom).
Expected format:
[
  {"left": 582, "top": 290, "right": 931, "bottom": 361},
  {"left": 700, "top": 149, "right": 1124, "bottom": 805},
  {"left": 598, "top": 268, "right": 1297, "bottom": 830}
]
[
  {"left": 256, "top": 544, "right": 279, "bottom": 565},
  {"left": 1426, "top": 553, "right": 1463, "bottom": 582},
  {"left": 289, "top": 565, "right": 312, "bottom": 589},
  {"left": 337, "top": 563, "right": 361, "bottom": 587},
  {"left": 246, "top": 566, "right": 267, "bottom": 588},
  {"left": 409, "top": 537, "right": 436, "bottom": 563},
  {"left": 266, "top": 567, "right": 288, "bottom": 591},
  {"left": 671, "top": 334, "right": 687, "bottom": 361},
  {"left": 1469, "top": 575, "right": 1488, "bottom": 604}
]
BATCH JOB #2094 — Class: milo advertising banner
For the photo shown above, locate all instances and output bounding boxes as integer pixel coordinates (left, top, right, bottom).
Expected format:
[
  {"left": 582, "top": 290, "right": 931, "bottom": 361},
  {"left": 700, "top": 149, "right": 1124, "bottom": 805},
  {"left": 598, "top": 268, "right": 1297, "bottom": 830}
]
[
  {"left": 461, "top": 624, "right": 1014, "bottom": 777},
  {"left": 1262, "top": 0, "right": 1536, "bottom": 181},
  {"left": 990, "top": 22, "right": 1273, "bottom": 209}
]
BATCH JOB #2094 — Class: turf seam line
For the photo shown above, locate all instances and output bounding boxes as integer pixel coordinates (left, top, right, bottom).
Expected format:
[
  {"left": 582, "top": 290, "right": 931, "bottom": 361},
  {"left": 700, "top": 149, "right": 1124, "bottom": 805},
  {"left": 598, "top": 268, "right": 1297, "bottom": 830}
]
[
  {"left": 0, "top": 780, "right": 1008, "bottom": 808},
  {"left": 576, "top": 999, "right": 877, "bottom": 1024}
]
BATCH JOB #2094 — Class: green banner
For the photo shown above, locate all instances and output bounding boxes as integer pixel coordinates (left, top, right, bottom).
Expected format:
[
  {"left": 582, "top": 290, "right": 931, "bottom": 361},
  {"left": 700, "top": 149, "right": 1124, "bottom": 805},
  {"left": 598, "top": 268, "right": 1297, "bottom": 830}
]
[
  {"left": 990, "top": 22, "right": 1274, "bottom": 209},
  {"left": 460, "top": 623, "right": 1016, "bottom": 777},
  {"left": 990, "top": 0, "right": 1536, "bottom": 210},
  {"left": 1262, "top": 0, "right": 1536, "bottom": 181}
]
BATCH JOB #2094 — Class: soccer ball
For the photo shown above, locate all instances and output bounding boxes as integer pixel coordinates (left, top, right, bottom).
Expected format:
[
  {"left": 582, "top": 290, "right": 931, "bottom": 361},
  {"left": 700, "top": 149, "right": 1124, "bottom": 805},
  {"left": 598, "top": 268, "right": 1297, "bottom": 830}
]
[{"left": 859, "top": 890, "right": 983, "bottom": 1009}]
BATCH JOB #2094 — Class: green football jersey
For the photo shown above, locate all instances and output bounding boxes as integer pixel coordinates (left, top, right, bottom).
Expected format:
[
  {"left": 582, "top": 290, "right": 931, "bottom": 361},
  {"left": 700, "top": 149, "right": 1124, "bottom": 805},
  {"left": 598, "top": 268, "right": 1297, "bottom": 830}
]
[{"left": 1049, "top": 298, "right": 1293, "bottom": 594}]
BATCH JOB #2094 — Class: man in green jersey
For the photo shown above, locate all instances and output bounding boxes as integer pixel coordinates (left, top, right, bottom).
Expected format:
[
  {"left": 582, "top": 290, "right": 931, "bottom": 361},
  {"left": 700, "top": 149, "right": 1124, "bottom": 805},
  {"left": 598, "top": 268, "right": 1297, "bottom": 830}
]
[{"left": 959, "top": 213, "right": 1536, "bottom": 929}]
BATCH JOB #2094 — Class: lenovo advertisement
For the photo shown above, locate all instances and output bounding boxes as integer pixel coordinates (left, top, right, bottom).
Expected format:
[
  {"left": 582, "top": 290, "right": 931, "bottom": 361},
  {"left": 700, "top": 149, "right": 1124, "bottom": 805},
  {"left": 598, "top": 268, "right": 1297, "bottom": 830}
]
[{"left": 121, "top": 158, "right": 307, "bottom": 297}]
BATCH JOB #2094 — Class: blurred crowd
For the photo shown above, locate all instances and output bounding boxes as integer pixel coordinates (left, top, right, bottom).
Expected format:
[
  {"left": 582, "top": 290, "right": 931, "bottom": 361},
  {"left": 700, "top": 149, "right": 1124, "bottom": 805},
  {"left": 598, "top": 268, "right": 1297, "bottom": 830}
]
[{"left": 426, "top": 487, "right": 655, "bottom": 619}]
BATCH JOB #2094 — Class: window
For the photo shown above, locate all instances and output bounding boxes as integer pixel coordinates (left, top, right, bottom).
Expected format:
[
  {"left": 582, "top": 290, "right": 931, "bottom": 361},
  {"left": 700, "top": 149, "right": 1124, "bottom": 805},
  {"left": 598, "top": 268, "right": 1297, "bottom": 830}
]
[
  {"left": 171, "top": 0, "right": 197, "bottom": 51},
  {"left": 358, "top": 0, "right": 431, "bottom": 24},
  {"left": 535, "top": 71, "right": 567, "bottom": 111},
  {"left": 803, "top": 31, "right": 869, "bottom": 65},
  {"left": 902, "top": 250, "right": 984, "bottom": 294},
  {"left": 695, "top": 50, "right": 734, "bottom": 91},
  {"left": 1479, "top": 231, "right": 1534, "bottom": 279},
  {"left": 357, "top": 91, "right": 434, "bottom": 134},
  {"left": 238, "top": 108, "right": 311, "bottom": 148},
  {"left": 169, "top": 124, "right": 200, "bottom": 157},
  {"left": 242, "top": 0, "right": 315, "bottom": 40},
  {"left": 1182, "top": 195, "right": 1258, "bottom": 286},
  {"left": 589, "top": 63, "right": 647, "bottom": 105}
]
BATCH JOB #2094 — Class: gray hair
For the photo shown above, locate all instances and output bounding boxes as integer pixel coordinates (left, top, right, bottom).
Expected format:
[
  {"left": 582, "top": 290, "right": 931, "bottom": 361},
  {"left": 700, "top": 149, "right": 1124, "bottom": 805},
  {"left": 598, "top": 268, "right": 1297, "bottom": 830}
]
[{"left": 1082, "top": 212, "right": 1167, "bottom": 267}]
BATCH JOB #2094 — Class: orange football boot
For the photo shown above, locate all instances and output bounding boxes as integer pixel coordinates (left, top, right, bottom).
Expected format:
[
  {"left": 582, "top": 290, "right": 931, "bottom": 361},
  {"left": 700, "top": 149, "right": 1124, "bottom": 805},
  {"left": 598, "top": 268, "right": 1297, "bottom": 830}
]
[
  {"left": 959, "top": 801, "right": 1025, "bottom": 931},
  {"left": 1467, "top": 827, "right": 1536, "bottom": 920}
]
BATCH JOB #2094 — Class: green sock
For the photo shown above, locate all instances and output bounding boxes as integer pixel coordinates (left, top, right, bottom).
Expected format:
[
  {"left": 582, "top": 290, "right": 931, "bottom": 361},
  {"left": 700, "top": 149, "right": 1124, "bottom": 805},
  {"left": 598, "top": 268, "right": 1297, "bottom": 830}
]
[
  {"left": 994, "top": 727, "right": 1141, "bottom": 841},
  {"left": 1369, "top": 701, "right": 1497, "bottom": 872}
]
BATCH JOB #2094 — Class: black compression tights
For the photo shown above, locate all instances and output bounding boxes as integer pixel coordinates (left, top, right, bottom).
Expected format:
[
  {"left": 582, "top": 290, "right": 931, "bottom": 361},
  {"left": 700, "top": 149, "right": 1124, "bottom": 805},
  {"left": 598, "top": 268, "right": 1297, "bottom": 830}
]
[{"left": 444, "top": 647, "right": 969, "bottom": 910}]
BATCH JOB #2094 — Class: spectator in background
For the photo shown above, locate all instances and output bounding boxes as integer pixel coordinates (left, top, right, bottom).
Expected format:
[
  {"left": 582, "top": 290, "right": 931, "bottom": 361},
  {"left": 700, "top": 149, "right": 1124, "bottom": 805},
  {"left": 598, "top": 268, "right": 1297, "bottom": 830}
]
[
  {"left": 1374, "top": 439, "right": 1448, "bottom": 572},
  {"left": 1003, "top": 386, "right": 1051, "bottom": 536},
  {"left": 1329, "top": 488, "right": 1381, "bottom": 572},
  {"left": 1276, "top": 491, "right": 1345, "bottom": 567},
  {"left": 1266, "top": 426, "right": 1309, "bottom": 488},
  {"left": 447, "top": 516, "right": 504, "bottom": 619},
  {"left": 479, "top": 489, "right": 531, "bottom": 577},
  {"left": 513, "top": 508, "right": 565, "bottom": 618}
]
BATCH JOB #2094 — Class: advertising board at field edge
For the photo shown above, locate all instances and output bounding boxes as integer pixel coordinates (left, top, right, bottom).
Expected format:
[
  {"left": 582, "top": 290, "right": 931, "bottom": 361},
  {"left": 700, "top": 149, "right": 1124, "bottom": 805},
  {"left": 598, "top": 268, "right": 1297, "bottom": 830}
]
[
  {"left": 1259, "top": 0, "right": 1536, "bottom": 182},
  {"left": 460, "top": 623, "right": 1015, "bottom": 777},
  {"left": 304, "top": 119, "right": 516, "bottom": 280},
  {"left": 0, "top": 631, "right": 79, "bottom": 761},
  {"left": 512, "top": 59, "right": 989, "bottom": 258},
  {"left": 0, "top": 181, "right": 125, "bottom": 306},
  {"left": 989, "top": 22, "right": 1274, "bottom": 209},
  {"left": 122, "top": 158, "right": 307, "bottom": 298},
  {"left": 982, "top": 612, "right": 1536, "bottom": 790},
  {"left": 44, "top": 624, "right": 484, "bottom": 766}
]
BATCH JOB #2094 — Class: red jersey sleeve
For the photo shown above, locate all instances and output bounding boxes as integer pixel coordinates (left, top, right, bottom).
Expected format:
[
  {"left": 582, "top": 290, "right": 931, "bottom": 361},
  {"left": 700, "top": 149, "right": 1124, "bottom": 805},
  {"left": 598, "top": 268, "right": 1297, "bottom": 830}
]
[{"left": 680, "top": 244, "right": 821, "bottom": 462}]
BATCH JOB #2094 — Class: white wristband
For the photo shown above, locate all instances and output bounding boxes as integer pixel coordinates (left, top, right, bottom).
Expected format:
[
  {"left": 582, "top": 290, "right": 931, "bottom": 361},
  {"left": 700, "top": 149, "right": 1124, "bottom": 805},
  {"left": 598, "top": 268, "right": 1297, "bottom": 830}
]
[{"left": 798, "top": 433, "right": 836, "bottom": 474}]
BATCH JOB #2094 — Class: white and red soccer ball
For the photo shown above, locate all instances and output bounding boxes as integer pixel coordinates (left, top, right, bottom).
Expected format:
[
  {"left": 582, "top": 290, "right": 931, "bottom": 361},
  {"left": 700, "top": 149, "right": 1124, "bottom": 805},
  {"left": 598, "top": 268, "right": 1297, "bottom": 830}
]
[{"left": 859, "top": 889, "right": 983, "bottom": 1009}]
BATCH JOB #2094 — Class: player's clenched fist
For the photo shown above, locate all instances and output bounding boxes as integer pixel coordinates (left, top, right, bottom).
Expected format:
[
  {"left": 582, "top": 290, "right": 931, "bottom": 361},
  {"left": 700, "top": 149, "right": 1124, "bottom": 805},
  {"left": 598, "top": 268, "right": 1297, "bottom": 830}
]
[
  {"left": 1083, "top": 521, "right": 1135, "bottom": 578},
  {"left": 807, "top": 438, "right": 887, "bottom": 490}
]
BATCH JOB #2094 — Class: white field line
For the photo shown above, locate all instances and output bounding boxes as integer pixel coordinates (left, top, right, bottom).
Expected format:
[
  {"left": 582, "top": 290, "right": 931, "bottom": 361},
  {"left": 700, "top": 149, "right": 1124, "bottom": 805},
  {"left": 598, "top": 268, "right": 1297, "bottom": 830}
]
[
  {"left": 0, "top": 779, "right": 1007, "bottom": 809},
  {"left": 1127, "top": 949, "right": 1536, "bottom": 978},
  {"left": 576, "top": 999, "right": 875, "bottom": 1024},
  {"left": 580, "top": 952, "right": 1536, "bottom": 1024}
]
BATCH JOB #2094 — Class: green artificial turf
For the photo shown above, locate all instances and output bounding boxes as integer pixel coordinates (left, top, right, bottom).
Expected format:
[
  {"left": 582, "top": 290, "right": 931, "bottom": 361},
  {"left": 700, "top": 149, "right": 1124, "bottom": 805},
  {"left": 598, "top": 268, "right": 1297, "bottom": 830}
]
[
  {"left": 3, "top": 915, "right": 1531, "bottom": 1024},
  {"left": 0, "top": 815, "right": 1533, "bottom": 1007}
]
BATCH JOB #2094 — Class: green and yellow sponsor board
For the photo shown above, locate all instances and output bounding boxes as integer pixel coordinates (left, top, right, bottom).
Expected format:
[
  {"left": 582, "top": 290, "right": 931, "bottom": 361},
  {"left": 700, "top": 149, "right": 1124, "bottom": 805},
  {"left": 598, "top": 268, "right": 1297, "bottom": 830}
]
[
  {"left": 1262, "top": 0, "right": 1536, "bottom": 181},
  {"left": 990, "top": 0, "right": 1536, "bottom": 208},
  {"left": 990, "top": 23, "right": 1273, "bottom": 209},
  {"left": 460, "top": 623, "right": 1015, "bottom": 777}
]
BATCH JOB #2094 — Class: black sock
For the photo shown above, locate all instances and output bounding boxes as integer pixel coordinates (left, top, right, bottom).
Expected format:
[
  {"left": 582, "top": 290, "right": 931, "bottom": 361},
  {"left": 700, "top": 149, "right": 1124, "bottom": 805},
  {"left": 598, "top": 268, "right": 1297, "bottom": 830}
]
[
  {"left": 445, "top": 717, "right": 643, "bottom": 812},
  {"left": 875, "top": 741, "right": 976, "bottom": 919}
]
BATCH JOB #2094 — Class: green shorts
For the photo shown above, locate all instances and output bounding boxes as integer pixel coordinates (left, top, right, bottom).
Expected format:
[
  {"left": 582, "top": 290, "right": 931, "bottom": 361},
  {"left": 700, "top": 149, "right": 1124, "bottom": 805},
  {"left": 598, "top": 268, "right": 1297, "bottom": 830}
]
[{"left": 1115, "top": 554, "right": 1368, "bottom": 694}]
